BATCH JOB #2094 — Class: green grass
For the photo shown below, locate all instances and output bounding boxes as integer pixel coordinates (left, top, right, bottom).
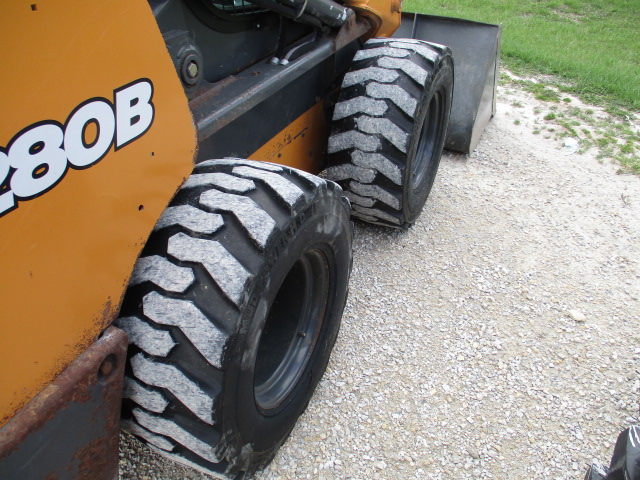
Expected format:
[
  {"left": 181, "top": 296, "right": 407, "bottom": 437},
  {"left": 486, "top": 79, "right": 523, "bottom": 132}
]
[{"left": 404, "top": 0, "right": 640, "bottom": 111}]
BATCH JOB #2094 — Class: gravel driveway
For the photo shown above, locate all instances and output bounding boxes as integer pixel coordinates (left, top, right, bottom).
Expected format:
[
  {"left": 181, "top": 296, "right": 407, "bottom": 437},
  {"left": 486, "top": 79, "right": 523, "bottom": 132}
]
[{"left": 120, "top": 82, "right": 640, "bottom": 480}]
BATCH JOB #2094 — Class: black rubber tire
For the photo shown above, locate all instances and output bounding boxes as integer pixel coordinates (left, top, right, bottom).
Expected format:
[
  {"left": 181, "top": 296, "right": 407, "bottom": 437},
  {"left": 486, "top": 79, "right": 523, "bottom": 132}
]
[
  {"left": 326, "top": 38, "right": 454, "bottom": 228},
  {"left": 116, "top": 159, "right": 352, "bottom": 478}
]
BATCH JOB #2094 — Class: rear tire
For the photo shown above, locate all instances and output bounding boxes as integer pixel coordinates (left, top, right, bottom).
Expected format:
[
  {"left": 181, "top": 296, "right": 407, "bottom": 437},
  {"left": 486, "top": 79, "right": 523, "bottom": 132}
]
[
  {"left": 116, "top": 159, "right": 352, "bottom": 478},
  {"left": 326, "top": 38, "right": 453, "bottom": 228}
]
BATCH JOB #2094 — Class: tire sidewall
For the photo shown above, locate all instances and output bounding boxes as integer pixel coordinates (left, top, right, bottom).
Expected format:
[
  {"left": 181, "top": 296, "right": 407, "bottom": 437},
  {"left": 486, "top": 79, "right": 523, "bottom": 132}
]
[
  {"left": 402, "top": 56, "right": 454, "bottom": 224},
  {"left": 221, "top": 188, "right": 351, "bottom": 468}
]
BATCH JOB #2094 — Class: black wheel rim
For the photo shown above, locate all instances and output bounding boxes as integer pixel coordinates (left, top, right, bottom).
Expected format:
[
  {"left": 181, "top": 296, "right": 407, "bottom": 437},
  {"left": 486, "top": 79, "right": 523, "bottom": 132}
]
[
  {"left": 254, "top": 249, "right": 330, "bottom": 413},
  {"left": 411, "top": 88, "right": 446, "bottom": 191}
]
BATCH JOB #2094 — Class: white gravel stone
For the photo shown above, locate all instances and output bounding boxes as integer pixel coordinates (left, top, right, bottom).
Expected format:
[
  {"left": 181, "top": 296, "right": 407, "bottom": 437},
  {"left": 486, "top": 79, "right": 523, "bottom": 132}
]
[{"left": 568, "top": 309, "right": 587, "bottom": 322}]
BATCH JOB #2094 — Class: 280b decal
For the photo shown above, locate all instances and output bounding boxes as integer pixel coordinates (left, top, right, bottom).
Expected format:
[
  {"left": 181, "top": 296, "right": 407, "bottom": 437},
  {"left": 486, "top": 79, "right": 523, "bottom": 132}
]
[{"left": 0, "top": 78, "right": 155, "bottom": 217}]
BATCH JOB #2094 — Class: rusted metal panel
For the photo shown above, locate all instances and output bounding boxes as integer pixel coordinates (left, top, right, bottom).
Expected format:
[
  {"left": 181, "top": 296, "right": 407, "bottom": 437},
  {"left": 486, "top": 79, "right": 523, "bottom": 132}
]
[{"left": 0, "top": 327, "right": 128, "bottom": 480}]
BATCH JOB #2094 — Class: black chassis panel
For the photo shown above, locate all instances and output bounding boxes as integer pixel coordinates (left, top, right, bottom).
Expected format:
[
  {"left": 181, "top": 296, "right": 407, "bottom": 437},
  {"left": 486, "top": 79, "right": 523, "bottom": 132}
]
[
  {"left": 149, "top": 0, "right": 364, "bottom": 166},
  {"left": 195, "top": 42, "right": 359, "bottom": 161}
]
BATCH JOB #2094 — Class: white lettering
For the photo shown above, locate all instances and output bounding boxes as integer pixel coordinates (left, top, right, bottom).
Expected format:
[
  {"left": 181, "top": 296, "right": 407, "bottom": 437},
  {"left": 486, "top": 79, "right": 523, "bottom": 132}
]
[
  {"left": 0, "top": 150, "right": 15, "bottom": 214},
  {"left": 0, "top": 78, "right": 155, "bottom": 217},
  {"left": 116, "top": 80, "right": 154, "bottom": 149},
  {"left": 8, "top": 123, "right": 67, "bottom": 198},
  {"left": 65, "top": 100, "right": 116, "bottom": 168}
]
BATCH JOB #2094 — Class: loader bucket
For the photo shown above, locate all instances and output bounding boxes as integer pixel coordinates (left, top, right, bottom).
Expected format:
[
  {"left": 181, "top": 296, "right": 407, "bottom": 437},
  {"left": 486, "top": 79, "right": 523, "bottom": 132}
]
[{"left": 393, "top": 13, "right": 502, "bottom": 153}]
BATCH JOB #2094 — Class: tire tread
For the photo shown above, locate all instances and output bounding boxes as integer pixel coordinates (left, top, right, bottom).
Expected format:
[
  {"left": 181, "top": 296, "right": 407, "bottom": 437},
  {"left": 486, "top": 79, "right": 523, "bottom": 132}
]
[
  {"left": 327, "top": 38, "right": 451, "bottom": 228},
  {"left": 118, "top": 159, "right": 348, "bottom": 478}
]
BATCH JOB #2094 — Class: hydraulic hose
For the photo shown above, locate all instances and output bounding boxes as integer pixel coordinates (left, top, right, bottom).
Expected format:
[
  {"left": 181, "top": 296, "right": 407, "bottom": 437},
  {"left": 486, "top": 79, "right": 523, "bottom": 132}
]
[{"left": 248, "top": 0, "right": 352, "bottom": 28}]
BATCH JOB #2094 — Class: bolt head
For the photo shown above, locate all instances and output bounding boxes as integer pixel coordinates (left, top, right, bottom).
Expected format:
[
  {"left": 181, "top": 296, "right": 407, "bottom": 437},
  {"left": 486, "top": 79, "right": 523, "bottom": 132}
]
[{"left": 186, "top": 61, "right": 199, "bottom": 79}]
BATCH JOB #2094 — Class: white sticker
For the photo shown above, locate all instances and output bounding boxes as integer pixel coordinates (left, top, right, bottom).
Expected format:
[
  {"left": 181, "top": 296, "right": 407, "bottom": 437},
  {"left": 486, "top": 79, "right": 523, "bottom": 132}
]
[{"left": 0, "top": 78, "right": 155, "bottom": 217}]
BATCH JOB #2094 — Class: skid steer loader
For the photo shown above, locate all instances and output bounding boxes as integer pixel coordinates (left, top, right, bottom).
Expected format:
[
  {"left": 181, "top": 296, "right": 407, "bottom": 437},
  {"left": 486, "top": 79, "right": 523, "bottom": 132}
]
[{"left": 0, "top": 1, "right": 500, "bottom": 478}]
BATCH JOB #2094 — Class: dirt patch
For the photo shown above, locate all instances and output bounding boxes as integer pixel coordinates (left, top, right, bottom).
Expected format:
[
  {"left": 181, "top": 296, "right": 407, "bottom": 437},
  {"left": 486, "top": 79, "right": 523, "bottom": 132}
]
[{"left": 501, "top": 71, "right": 640, "bottom": 173}]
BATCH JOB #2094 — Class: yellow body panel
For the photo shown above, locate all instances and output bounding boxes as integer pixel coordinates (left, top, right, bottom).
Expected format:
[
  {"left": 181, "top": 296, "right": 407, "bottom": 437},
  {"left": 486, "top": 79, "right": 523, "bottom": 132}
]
[
  {"left": 250, "top": 102, "right": 329, "bottom": 174},
  {"left": 0, "top": 1, "right": 196, "bottom": 426},
  {"left": 344, "top": 0, "right": 402, "bottom": 37}
]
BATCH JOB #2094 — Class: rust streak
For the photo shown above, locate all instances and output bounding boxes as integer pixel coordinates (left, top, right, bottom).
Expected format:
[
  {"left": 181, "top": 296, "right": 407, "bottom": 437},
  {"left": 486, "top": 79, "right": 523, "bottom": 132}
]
[{"left": 0, "top": 327, "right": 127, "bottom": 480}]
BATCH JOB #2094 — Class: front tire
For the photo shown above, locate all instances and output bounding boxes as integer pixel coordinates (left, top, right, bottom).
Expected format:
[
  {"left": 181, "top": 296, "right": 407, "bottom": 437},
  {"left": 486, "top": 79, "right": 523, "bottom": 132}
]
[
  {"left": 116, "top": 159, "right": 352, "bottom": 478},
  {"left": 326, "top": 38, "right": 454, "bottom": 228}
]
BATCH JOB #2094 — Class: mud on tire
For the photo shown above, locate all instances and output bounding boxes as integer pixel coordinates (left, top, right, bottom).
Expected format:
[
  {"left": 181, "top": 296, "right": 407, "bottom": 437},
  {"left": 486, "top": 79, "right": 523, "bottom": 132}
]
[
  {"left": 326, "top": 38, "right": 454, "bottom": 228},
  {"left": 116, "top": 159, "right": 352, "bottom": 478}
]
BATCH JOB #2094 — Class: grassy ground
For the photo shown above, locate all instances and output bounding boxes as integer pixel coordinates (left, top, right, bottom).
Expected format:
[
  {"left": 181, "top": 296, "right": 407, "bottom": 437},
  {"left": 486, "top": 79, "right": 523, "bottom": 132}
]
[
  {"left": 405, "top": 0, "right": 640, "bottom": 110},
  {"left": 404, "top": 0, "right": 640, "bottom": 173}
]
